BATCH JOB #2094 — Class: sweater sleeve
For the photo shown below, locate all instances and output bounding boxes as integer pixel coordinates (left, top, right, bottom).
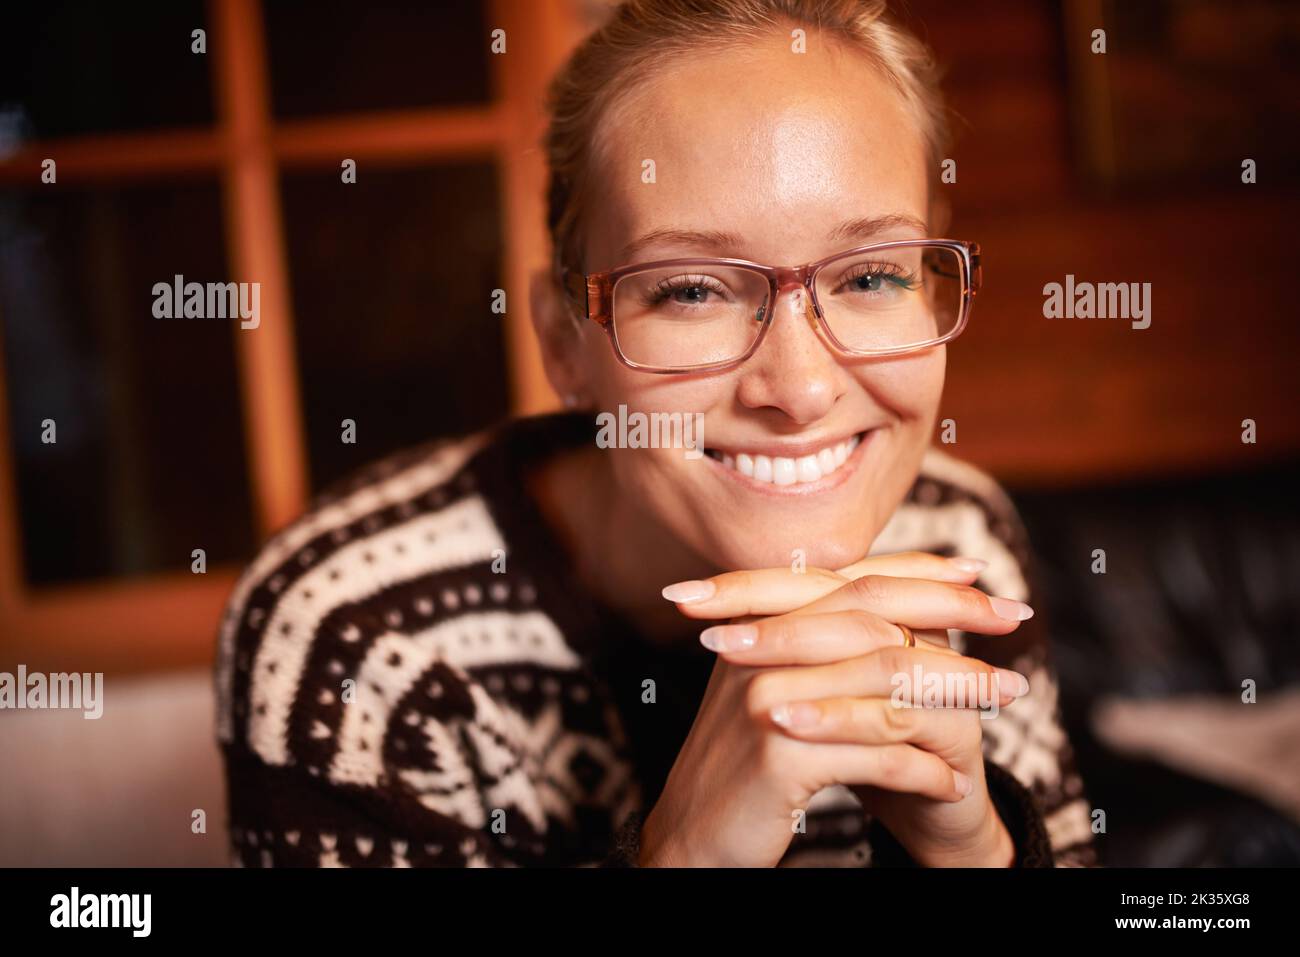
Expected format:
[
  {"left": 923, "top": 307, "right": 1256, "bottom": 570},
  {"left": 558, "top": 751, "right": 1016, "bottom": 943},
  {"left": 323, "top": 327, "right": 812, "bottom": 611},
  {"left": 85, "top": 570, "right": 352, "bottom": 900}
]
[
  {"left": 961, "top": 490, "right": 1101, "bottom": 867},
  {"left": 215, "top": 554, "right": 631, "bottom": 867},
  {"left": 222, "top": 742, "right": 523, "bottom": 867}
]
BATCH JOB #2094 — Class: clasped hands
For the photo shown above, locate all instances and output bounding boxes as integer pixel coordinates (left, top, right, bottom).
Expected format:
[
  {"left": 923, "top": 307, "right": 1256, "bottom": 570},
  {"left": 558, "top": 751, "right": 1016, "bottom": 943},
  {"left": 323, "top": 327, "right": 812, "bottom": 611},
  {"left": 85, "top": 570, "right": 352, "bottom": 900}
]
[{"left": 640, "top": 551, "right": 1033, "bottom": 868}]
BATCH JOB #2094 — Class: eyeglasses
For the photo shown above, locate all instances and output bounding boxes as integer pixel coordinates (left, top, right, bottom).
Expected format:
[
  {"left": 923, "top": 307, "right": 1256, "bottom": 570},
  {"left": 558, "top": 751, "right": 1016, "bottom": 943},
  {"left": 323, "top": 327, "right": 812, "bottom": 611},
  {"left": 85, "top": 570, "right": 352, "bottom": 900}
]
[{"left": 559, "top": 239, "right": 981, "bottom": 374}]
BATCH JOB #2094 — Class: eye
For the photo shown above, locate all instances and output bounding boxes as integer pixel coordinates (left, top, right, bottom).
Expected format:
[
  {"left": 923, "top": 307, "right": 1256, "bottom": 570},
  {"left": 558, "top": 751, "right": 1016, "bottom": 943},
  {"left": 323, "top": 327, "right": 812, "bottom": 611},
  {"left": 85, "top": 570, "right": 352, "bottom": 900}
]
[
  {"left": 835, "top": 261, "right": 919, "bottom": 296},
  {"left": 645, "top": 274, "right": 730, "bottom": 307}
]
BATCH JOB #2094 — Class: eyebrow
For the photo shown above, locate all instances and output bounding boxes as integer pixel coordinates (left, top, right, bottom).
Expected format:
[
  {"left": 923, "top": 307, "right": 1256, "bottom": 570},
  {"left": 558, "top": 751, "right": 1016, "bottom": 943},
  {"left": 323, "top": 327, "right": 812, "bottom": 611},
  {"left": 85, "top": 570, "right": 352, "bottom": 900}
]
[{"left": 617, "top": 213, "right": 929, "bottom": 262}]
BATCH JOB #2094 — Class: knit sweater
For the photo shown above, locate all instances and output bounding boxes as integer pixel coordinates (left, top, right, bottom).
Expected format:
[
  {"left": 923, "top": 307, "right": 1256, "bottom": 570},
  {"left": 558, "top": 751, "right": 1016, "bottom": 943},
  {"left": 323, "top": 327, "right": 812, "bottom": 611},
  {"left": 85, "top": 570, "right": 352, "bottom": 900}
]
[{"left": 215, "top": 411, "right": 1099, "bottom": 867}]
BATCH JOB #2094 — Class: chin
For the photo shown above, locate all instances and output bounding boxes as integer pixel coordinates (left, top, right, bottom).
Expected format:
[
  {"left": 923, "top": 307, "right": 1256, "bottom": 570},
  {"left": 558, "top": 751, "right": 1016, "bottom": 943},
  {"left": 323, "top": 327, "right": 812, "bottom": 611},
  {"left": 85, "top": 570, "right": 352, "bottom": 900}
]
[{"left": 690, "top": 523, "right": 873, "bottom": 575}]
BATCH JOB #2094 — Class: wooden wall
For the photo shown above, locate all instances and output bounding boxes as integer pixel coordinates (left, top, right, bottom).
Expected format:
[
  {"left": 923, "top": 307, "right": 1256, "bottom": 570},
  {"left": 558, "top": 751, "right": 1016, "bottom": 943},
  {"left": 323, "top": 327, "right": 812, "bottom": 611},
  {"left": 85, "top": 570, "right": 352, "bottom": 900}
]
[{"left": 910, "top": 0, "right": 1297, "bottom": 487}]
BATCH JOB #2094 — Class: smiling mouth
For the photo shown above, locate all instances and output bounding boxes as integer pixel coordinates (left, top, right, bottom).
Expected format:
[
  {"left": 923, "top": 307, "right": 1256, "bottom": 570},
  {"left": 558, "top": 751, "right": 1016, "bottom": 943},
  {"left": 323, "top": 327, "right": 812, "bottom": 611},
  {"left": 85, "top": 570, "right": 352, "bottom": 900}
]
[{"left": 703, "top": 431, "right": 867, "bottom": 487}]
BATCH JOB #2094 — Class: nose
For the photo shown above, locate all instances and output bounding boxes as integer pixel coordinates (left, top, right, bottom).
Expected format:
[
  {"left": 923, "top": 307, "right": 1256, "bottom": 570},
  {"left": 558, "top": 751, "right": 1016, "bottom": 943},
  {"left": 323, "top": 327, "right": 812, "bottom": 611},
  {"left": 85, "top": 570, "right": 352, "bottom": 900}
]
[{"left": 733, "top": 279, "right": 843, "bottom": 424}]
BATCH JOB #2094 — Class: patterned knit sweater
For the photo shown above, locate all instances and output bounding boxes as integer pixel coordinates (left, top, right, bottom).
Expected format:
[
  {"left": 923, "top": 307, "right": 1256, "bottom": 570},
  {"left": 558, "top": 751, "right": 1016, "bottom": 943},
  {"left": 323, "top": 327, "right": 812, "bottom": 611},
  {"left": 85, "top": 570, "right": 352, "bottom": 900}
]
[{"left": 215, "top": 411, "right": 1098, "bottom": 867}]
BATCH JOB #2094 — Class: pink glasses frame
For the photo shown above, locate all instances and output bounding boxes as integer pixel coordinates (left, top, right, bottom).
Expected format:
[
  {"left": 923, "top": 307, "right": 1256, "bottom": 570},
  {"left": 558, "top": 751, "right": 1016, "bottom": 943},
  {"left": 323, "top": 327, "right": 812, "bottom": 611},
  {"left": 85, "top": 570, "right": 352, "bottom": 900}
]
[{"left": 558, "top": 238, "right": 982, "bottom": 375}]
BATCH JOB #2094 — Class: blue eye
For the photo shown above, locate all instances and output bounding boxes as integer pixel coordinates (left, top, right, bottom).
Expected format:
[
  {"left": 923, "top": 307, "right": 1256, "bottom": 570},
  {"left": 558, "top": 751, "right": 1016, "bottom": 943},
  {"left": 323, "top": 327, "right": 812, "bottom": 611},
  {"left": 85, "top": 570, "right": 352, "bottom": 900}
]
[
  {"left": 838, "top": 263, "right": 919, "bottom": 296},
  {"left": 645, "top": 274, "right": 730, "bottom": 308}
]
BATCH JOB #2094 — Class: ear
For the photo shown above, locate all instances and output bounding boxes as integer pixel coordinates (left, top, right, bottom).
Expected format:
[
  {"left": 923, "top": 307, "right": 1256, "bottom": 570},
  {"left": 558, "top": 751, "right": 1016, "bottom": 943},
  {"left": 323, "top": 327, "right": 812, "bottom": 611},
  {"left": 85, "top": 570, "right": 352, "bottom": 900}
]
[{"left": 528, "top": 266, "right": 590, "bottom": 404}]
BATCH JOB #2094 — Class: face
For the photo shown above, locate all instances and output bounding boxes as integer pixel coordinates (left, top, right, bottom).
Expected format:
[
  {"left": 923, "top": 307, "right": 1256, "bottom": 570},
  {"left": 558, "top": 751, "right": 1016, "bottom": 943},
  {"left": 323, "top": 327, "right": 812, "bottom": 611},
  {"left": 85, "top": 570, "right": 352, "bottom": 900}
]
[{"left": 546, "top": 33, "right": 945, "bottom": 573}]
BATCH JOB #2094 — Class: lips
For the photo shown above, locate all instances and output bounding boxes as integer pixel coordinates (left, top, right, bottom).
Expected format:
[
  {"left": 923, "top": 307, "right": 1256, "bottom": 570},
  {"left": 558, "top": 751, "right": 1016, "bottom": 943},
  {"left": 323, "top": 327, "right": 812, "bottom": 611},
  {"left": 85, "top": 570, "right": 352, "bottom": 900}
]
[{"left": 704, "top": 433, "right": 864, "bottom": 487}]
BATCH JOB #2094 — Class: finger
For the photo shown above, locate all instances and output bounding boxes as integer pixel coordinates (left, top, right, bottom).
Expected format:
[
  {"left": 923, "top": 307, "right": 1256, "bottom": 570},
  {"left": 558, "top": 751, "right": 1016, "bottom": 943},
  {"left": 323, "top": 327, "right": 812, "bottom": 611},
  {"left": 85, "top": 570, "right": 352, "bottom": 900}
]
[
  {"left": 700, "top": 611, "right": 955, "bottom": 665},
  {"left": 915, "top": 627, "right": 952, "bottom": 650},
  {"left": 723, "top": 617, "right": 953, "bottom": 653},
  {"left": 835, "top": 550, "right": 987, "bottom": 583},
  {"left": 749, "top": 646, "right": 1030, "bottom": 711},
  {"left": 781, "top": 573, "right": 1034, "bottom": 636},
  {"left": 663, "top": 567, "right": 847, "bottom": 619},
  {"left": 770, "top": 695, "right": 981, "bottom": 757},
  {"left": 662, "top": 552, "right": 986, "bottom": 620},
  {"left": 809, "top": 741, "right": 970, "bottom": 803}
]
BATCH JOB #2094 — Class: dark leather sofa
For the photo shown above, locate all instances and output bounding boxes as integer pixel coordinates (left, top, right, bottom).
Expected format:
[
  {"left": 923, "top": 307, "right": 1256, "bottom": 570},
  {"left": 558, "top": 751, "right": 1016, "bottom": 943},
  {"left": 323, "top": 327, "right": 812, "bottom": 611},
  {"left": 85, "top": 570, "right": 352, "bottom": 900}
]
[{"left": 1013, "top": 458, "right": 1300, "bottom": 866}]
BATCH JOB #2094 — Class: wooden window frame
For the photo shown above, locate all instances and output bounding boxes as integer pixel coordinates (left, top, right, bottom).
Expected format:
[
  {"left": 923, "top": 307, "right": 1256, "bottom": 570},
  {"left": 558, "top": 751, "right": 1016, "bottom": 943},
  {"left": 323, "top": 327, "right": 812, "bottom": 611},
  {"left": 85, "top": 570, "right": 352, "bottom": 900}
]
[{"left": 0, "top": 0, "right": 587, "bottom": 675}]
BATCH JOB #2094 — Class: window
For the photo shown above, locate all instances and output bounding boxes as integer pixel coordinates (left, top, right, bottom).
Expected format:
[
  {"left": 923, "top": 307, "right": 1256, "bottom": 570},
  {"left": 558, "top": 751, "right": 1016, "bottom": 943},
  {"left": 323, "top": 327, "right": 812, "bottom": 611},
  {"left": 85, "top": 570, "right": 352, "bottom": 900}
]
[{"left": 0, "top": 0, "right": 590, "bottom": 675}]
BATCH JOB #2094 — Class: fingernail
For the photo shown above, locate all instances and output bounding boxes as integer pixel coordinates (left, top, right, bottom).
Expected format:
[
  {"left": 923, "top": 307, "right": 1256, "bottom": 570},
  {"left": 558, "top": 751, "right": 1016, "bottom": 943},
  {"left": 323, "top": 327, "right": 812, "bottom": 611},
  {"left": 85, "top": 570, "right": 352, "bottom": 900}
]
[
  {"left": 770, "top": 702, "right": 820, "bottom": 729},
  {"left": 953, "top": 770, "right": 974, "bottom": 797},
  {"left": 699, "top": 623, "right": 757, "bottom": 652},
  {"left": 994, "top": 668, "right": 1030, "bottom": 696},
  {"left": 662, "top": 580, "right": 716, "bottom": 603},
  {"left": 947, "top": 557, "right": 987, "bottom": 574},
  {"left": 988, "top": 596, "right": 1034, "bottom": 620}
]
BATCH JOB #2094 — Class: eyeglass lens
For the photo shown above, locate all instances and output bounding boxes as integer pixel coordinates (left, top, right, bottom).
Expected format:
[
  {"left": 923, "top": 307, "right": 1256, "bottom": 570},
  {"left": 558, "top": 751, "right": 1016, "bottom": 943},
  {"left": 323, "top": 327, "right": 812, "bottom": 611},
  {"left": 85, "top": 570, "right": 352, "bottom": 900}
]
[{"left": 610, "top": 244, "right": 964, "bottom": 369}]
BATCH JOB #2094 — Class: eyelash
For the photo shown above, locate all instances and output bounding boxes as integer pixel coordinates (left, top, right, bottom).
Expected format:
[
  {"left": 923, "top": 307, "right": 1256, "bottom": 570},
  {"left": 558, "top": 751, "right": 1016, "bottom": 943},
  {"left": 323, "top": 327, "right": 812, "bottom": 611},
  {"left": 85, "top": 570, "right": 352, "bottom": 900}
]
[
  {"left": 645, "top": 274, "right": 730, "bottom": 305},
  {"left": 639, "top": 261, "right": 921, "bottom": 308},
  {"left": 837, "top": 261, "right": 920, "bottom": 292}
]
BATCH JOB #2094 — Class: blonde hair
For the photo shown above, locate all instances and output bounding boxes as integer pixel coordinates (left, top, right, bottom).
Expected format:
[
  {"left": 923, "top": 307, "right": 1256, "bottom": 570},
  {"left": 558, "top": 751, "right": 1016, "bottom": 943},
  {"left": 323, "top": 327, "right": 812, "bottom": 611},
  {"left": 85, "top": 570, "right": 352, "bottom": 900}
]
[{"left": 541, "top": 0, "right": 953, "bottom": 285}]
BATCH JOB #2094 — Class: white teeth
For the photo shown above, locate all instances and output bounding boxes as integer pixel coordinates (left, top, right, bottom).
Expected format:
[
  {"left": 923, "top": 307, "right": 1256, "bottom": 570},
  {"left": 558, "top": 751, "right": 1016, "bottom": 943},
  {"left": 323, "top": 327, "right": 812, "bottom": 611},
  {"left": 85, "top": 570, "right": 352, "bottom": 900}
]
[
  {"left": 773, "top": 457, "right": 797, "bottom": 486},
  {"left": 796, "top": 455, "right": 821, "bottom": 483},
  {"left": 709, "top": 433, "right": 865, "bottom": 487}
]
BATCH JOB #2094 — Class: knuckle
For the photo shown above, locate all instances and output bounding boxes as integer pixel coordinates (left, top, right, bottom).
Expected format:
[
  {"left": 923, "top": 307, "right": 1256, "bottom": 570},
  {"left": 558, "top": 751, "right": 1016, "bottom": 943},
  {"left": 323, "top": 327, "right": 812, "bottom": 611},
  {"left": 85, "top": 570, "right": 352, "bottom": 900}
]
[
  {"left": 848, "top": 573, "right": 891, "bottom": 606},
  {"left": 815, "top": 698, "right": 843, "bottom": 733},
  {"left": 849, "top": 608, "right": 881, "bottom": 641},
  {"left": 881, "top": 699, "right": 914, "bottom": 736},
  {"left": 874, "top": 746, "right": 905, "bottom": 783},
  {"left": 760, "top": 616, "right": 794, "bottom": 653},
  {"left": 726, "top": 569, "right": 755, "bottom": 595},
  {"left": 956, "top": 584, "right": 991, "bottom": 616}
]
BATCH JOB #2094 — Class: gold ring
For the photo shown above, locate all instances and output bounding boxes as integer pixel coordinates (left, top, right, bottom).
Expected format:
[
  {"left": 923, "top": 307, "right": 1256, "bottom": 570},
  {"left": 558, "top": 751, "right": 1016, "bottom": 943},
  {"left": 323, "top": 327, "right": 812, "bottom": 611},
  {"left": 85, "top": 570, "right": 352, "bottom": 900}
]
[{"left": 897, "top": 623, "right": 915, "bottom": 648}]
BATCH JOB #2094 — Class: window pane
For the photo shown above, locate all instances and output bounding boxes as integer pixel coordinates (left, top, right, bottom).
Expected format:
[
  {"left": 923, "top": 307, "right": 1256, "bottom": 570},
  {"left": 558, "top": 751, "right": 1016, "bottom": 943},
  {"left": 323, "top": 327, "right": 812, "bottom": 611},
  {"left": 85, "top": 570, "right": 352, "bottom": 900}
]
[
  {"left": 0, "top": 179, "right": 255, "bottom": 586},
  {"left": 263, "top": 1, "right": 491, "bottom": 119},
  {"left": 280, "top": 163, "right": 508, "bottom": 494},
  {"left": 0, "top": 1, "right": 213, "bottom": 140}
]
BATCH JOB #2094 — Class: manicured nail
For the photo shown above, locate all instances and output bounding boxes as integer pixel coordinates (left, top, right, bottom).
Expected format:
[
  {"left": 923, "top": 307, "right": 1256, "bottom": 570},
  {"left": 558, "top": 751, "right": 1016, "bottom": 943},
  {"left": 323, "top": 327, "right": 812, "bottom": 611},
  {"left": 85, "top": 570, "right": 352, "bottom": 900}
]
[
  {"left": 770, "top": 702, "right": 821, "bottom": 729},
  {"left": 988, "top": 596, "right": 1034, "bottom": 620},
  {"left": 953, "top": 770, "right": 974, "bottom": 797},
  {"left": 662, "top": 580, "right": 716, "bottom": 603},
  {"left": 699, "top": 623, "right": 757, "bottom": 652},
  {"left": 994, "top": 668, "right": 1030, "bottom": 696},
  {"left": 947, "top": 557, "right": 988, "bottom": 574}
]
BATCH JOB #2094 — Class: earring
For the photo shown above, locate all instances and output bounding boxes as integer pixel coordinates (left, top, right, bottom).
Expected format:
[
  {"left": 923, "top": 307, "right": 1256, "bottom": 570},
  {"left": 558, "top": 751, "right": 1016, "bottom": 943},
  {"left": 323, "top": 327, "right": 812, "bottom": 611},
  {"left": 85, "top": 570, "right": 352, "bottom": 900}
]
[{"left": 562, "top": 393, "right": 579, "bottom": 409}]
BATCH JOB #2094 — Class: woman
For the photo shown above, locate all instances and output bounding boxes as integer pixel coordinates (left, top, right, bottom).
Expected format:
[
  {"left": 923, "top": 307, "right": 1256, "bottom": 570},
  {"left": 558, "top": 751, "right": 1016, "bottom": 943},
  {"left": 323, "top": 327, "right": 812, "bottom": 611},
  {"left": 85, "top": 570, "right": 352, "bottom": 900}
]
[{"left": 216, "top": 0, "right": 1097, "bottom": 867}]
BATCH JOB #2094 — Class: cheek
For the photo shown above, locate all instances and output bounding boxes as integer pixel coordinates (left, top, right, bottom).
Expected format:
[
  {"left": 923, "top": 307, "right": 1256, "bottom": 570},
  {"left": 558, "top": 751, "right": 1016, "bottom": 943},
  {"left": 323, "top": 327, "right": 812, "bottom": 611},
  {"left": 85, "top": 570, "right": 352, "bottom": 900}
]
[
  {"left": 587, "top": 359, "right": 730, "bottom": 491},
  {"left": 855, "top": 349, "right": 946, "bottom": 423},
  {"left": 588, "top": 345, "right": 731, "bottom": 421}
]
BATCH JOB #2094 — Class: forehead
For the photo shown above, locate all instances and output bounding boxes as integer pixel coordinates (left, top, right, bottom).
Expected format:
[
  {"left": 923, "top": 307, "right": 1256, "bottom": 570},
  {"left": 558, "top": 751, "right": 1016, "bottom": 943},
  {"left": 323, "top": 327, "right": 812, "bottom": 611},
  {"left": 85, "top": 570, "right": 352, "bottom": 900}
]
[{"left": 586, "top": 33, "right": 930, "bottom": 269}]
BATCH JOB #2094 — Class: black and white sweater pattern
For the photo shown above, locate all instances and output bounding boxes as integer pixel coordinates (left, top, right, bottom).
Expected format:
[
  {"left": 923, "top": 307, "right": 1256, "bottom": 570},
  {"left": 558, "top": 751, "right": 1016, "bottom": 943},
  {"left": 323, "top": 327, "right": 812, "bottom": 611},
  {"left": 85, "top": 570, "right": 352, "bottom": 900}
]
[{"left": 214, "top": 412, "right": 1099, "bottom": 868}]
